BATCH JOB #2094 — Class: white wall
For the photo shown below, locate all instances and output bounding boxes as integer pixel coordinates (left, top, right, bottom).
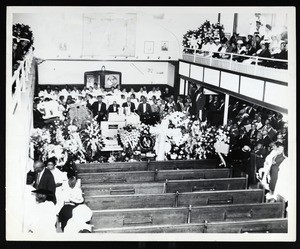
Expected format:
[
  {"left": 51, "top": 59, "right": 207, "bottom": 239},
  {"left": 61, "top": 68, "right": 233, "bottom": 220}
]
[
  {"left": 12, "top": 8, "right": 218, "bottom": 61},
  {"left": 38, "top": 60, "right": 174, "bottom": 86}
]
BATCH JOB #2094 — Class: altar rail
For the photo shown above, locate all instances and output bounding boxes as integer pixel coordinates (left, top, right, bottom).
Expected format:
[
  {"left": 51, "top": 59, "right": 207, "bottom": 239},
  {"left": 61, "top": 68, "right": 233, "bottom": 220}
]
[
  {"left": 182, "top": 48, "right": 288, "bottom": 82},
  {"left": 76, "top": 159, "right": 218, "bottom": 173}
]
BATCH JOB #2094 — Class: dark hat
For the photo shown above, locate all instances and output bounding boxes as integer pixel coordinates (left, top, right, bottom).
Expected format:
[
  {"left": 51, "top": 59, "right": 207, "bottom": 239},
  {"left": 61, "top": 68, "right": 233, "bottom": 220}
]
[
  {"left": 46, "top": 156, "right": 57, "bottom": 165},
  {"left": 275, "top": 141, "right": 284, "bottom": 147},
  {"left": 32, "top": 189, "right": 53, "bottom": 196}
]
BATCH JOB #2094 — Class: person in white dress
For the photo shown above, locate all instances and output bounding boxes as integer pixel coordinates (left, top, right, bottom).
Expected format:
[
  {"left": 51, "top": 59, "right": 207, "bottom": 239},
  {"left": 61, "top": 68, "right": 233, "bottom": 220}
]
[
  {"left": 64, "top": 204, "right": 93, "bottom": 233},
  {"left": 58, "top": 176, "right": 84, "bottom": 232},
  {"left": 27, "top": 189, "right": 57, "bottom": 234}
]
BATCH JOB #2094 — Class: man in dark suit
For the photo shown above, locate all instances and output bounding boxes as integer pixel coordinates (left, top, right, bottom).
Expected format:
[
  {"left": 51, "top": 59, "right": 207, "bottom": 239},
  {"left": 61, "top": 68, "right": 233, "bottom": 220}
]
[
  {"left": 193, "top": 86, "right": 206, "bottom": 120},
  {"left": 33, "top": 100, "right": 45, "bottom": 128},
  {"left": 88, "top": 95, "right": 107, "bottom": 124},
  {"left": 107, "top": 100, "right": 120, "bottom": 113},
  {"left": 261, "top": 129, "right": 272, "bottom": 150},
  {"left": 33, "top": 160, "right": 56, "bottom": 204},
  {"left": 137, "top": 96, "right": 152, "bottom": 124},
  {"left": 122, "top": 97, "right": 136, "bottom": 113}
]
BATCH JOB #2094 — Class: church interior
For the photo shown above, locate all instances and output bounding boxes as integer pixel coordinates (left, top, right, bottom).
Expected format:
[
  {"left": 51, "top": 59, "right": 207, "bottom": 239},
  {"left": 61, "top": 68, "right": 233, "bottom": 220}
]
[{"left": 6, "top": 7, "right": 296, "bottom": 239}]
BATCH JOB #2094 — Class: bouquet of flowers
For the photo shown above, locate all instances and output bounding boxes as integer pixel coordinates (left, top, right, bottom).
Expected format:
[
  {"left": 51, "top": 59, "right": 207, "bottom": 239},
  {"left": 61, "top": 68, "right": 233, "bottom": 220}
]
[
  {"left": 80, "top": 120, "right": 104, "bottom": 162},
  {"left": 183, "top": 20, "right": 225, "bottom": 54},
  {"left": 165, "top": 111, "right": 187, "bottom": 129},
  {"left": 119, "top": 124, "right": 141, "bottom": 151},
  {"left": 214, "top": 126, "right": 230, "bottom": 155}
]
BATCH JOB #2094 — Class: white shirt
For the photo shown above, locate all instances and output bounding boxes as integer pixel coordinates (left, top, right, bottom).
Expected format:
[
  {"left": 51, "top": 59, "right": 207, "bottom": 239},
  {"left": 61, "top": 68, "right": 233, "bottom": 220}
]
[
  {"left": 28, "top": 201, "right": 57, "bottom": 234},
  {"left": 36, "top": 168, "right": 45, "bottom": 186},
  {"left": 50, "top": 167, "right": 68, "bottom": 185}
]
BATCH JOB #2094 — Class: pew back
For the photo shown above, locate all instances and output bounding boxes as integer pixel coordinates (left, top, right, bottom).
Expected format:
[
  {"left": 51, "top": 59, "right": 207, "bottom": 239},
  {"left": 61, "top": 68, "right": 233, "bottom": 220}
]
[
  {"left": 76, "top": 159, "right": 218, "bottom": 173},
  {"left": 91, "top": 202, "right": 285, "bottom": 229},
  {"left": 93, "top": 218, "right": 288, "bottom": 233},
  {"left": 79, "top": 168, "right": 232, "bottom": 184},
  {"left": 82, "top": 177, "right": 247, "bottom": 196},
  {"left": 84, "top": 189, "right": 264, "bottom": 210}
]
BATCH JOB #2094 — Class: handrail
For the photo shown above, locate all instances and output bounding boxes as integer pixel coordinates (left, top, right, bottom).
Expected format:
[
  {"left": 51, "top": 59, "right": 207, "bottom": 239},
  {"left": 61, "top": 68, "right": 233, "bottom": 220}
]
[
  {"left": 183, "top": 47, "right": 288, "bottom": 63},
  {"left": 11, "top": 47, "right": 34, "bottom": 114}
]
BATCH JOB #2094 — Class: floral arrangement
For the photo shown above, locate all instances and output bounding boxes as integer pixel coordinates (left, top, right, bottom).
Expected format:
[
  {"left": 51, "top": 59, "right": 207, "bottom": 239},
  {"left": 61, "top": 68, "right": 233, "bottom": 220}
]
[
  {"left": 182, "top": 20, "right": 225, "bottom": 54},
  {"left": 119, "top": 124, "right": 141, "bottom": 151},
  {"left": 214, "top": 126, "right": 230, "bottom": 156},
  {"left": 80, "top": 119, "right": 104, "bottom": 162},
  {"left": 165, "top": 111, "right": 190, "bottom": 129},
  {"left": 31, "top": 118, "right": 105, "bottom": 164}
]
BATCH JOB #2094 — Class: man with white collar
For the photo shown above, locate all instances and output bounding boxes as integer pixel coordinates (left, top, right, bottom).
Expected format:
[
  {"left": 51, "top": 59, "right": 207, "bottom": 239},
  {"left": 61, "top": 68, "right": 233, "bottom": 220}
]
[{"left": 33, "top": 160, "right": 56, "bottom": 204}]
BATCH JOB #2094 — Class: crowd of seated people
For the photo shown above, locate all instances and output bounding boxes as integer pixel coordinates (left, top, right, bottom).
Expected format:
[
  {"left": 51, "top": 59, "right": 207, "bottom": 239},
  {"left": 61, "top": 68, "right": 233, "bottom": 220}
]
[
  {"left": 195, "top": 26, "right": 288, "bottom": 69},
  {"left": 25, "top": 157, "right": 93, "bottom": 233},
  {"left": 35, "top": 84, "right": 180, "bottom": 127}
]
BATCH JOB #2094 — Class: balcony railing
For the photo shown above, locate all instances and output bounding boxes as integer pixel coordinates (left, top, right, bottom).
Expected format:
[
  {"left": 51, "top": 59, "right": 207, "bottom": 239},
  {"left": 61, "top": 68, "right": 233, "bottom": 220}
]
[
  {"left": 182, "top": 48, "right": 288, "bottom": 82},
  {"left": 11, "top": 47, "right": 34, "bottom": 114}
]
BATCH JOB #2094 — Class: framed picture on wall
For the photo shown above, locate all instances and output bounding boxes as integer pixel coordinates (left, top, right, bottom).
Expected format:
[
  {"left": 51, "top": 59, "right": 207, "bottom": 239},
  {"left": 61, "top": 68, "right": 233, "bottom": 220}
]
[
  {"left": 105, "top": 74, "right": 120, "bottom": 89},
  {"left": 161, "top": 41, "right": 168, "bottom": 51},
  {"left": 86, "top": 74, "right": 95, "bottom": 88},
  {"left": 144, "top": 41, "right": 154, "bottom": 54}
]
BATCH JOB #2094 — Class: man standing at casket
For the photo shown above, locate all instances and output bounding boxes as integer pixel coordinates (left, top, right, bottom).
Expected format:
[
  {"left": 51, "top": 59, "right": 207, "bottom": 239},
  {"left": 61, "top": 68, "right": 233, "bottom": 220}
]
[
  {"left": 88, "top": 95, "right": 107, "bottom": 125},
  {"left": 193, "top": 86, "right": 206, "bottom": 121},
  {"left": 137, "top": 95, "right": 152, "bottom": 124}
]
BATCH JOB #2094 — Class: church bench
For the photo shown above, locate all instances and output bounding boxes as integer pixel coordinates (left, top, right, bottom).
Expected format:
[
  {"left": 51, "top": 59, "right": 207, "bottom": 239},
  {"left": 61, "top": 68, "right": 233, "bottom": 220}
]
[
  {"left": 84, "top": 189, "right": 264, "bottom": 210},
  {"left": 82, "top": 177, "right": 247, "bottom": 196},
  {"left": 91, "top": 202, "right": 285, "bottom": 229},
  {"left": 79, "top": 168, "right": 232, "bottom": 184},
  {"left": 147, "top": 159, "right": 218, "bottom": 170},
  {"left": 75, "top": 159, "right": 218, "bottom": 173},
  {"left": 93, "top": 218, "right": 288, "bottom": 233},
  {"left": 76, "top": 161, "right": 149, "bottom": 173}
]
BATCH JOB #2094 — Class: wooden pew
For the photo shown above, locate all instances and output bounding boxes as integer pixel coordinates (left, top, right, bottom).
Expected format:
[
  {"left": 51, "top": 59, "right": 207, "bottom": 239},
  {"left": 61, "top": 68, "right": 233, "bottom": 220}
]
[
  {"left": 75, "top": 159, "right": 218, "bottom": 173},
  {"left": 79, "top": 168, "right": 232, "bottom": 184},
  {"left": 148, "top": 159, "right": 218, "bottom": 170},
  {"left": 93, "top": 218, "right": 288, "bottom": 233},
  {"left": 84, "top": 189, "right": 264, "bottom": 210},
  {"left": 82, "top": 177, "right": 247, "bottom": 196},
  {"left": 76, "top": 161, "right": 148, "bottom": 173},
  {"left": 205, "top": 218, "right": 288, "bottom": 233},
  {"left": 83, "top": 182, "right": 165, "bottom": 196},
  {"left": 91, "top": 202, "right": 285, "bottom": 229},
  {"left": 165, "top": 177, "right": 247, "bottom": 193}
]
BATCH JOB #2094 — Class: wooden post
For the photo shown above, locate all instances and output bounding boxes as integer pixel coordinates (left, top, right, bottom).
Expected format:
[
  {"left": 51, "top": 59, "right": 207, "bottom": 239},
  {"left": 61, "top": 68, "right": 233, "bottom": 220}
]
[{"left": 223, "top": 94, "right": 230, "bottom": 126}]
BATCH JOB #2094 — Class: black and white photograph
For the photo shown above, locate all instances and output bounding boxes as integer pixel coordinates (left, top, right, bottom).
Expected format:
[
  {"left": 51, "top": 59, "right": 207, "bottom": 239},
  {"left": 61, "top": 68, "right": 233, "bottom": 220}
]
[
  {"left": 161, "top": 41, "right": 169, "bottom": 51},
  {"left": 6, "top": 6, "right": 296, "bottom": 241}
]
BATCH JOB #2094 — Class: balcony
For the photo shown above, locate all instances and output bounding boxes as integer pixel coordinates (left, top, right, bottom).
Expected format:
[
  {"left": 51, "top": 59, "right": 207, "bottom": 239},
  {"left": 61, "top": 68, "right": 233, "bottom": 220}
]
[{"left": 182, "top": 48, "right": 288, "bottom": 83}]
